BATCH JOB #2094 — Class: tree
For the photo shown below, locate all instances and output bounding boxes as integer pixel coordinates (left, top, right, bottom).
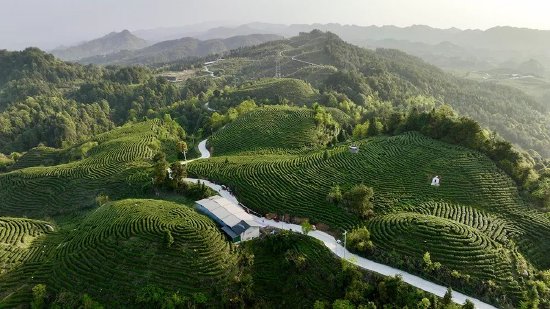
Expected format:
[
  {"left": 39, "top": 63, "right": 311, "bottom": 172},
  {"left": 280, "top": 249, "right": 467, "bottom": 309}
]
[
  {"left": 341, "top": 184, "right": 375, "bottom": 218},
  {"left": 82, "top": 294, "right": 103, "bottom": 309},
  {"left": 442, "top": 287, "right": 453, "bottom": 305},
  {"left": 177, "top": 141, "right": 188, "bottom": 161},
  {"left": 323, "top": 149, "right": 330, "bottom": 160},
  {"left": 332, "top": 299, "right": 355, "bottom": 309},
  {"left": 423, "top": 252, "right": 441, "bottom": 272},
  {"left": 327, "top": 185, "right": 343, "bottom": 204},
  {"left": 418, "top": 298, "right": 431, "bottom": 309},
  {"left": 462, "top": 300, "right": 475, "bottom": 309},
  {"left": 301, "top": 219, "right": 313, "bottom": 235},
  {"left": 95, "top": 194, "right": 109, "bottom": 207},
  {"left": 152, "top": 152, "right": 168, "bottom": 186},
  {"left": 347, "top": 227, "right": 374, "bottom": 254},
  {"left": 31, "top": 284, "right": 47, "bottom": 309}
]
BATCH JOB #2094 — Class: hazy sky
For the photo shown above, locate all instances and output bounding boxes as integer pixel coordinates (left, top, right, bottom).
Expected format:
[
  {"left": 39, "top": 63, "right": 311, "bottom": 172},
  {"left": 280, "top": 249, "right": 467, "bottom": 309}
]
[{"left": 2, "top": 0, "right": 550, "bottom": 50}]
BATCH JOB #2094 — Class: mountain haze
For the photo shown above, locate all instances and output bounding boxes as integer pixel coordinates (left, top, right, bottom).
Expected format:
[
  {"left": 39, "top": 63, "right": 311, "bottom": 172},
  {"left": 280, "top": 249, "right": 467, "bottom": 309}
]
[
  {"left": 51, "top": 30, "right": 149, "bottom": 61},
  {"left": 80, "top": 33, "right": 283, "bottom": 65}
]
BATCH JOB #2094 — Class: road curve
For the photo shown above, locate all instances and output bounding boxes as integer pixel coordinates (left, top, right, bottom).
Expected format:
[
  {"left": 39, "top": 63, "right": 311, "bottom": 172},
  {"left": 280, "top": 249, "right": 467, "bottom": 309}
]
[{"left": 184, "top": 139, "right": 498, "bottom": 309}]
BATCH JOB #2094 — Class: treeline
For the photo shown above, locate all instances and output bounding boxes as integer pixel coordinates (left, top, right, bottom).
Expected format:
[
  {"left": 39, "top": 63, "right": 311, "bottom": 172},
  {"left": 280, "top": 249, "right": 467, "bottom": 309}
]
[
  {"left": 0, "top": 97, "right": 113, "bottom": 153},
  {"left": 0, "top": 48, "right": 203, "bottom": 154}
]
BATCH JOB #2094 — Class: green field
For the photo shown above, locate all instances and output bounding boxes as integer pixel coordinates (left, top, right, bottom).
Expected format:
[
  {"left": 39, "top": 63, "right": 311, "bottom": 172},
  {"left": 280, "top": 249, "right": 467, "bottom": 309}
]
[{"left": 188, "top": 109, "right": 550, "bottom": 305}]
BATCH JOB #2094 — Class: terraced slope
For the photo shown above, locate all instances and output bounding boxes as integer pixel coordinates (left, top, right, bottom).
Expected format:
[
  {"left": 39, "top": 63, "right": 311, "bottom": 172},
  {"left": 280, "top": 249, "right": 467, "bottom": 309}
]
[
  {"left": 209, "top": 106, "right": 324, "bottom": 155},
  {"left": 0, "top": 120, "right": 176, "bottom": 218},
  {"left": 0, "top": 218, "right": 53, "bottom": 274},
  {"left": 189, "top": 131, "right": 550, "bottom": 304},
  {"left": 49, "top": 199, "right": 237, "bottom": 306},
  {"left": 230, "top": 78, "right": 319, "bottom": 104},
  {"left": 244, "top": 232, "right": 344, "bottom": 307},
  {"left": 0, "top": 199, "right": 238, "bottom": 307}
]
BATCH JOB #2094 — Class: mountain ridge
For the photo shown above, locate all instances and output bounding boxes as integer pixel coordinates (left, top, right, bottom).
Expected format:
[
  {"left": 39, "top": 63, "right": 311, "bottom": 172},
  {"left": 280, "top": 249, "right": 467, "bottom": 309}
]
[{"left": 51, "top": 29, "right": 149, "bottom": 61}]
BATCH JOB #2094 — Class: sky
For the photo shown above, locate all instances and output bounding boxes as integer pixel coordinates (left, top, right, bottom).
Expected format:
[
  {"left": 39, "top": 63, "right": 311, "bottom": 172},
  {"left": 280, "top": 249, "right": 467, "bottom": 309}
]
[{"left": 2, "top": 0, "right": 550, "bottom": 50}]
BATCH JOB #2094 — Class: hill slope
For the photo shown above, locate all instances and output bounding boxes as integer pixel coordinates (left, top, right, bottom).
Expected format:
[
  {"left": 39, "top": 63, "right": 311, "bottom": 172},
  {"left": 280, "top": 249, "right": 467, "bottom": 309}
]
[
  {"left": 51, "top": 30, "right": 149, "bottom": 61},
  {"left": 188, "top": 112, "right": 550, "bottom": 306},
  {"left": 0, "top": 199, "right": 237, "bottom": 307},
  {"left": 186, "top": 30, "right": 550, "bottom": 157},
  {"left": 0, "top": 119, "right": 181, "bottom": 218}
]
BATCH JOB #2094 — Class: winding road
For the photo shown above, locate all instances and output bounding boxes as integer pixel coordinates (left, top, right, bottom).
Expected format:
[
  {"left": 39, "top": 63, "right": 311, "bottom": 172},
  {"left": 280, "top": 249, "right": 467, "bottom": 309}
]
[{"left": 183, "top": 139, "right": 497, "bottom": 309}]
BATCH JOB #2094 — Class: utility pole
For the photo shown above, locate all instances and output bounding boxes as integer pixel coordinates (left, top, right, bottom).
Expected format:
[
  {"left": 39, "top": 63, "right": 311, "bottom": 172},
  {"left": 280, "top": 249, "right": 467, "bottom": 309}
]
[
  {"left": 275, "top": 50, "right": 282, "bottom": 78},
  {"left": 275, "top": 58, "right": 281, "bottom": 78},
  {"left": 343, "top": 230, "right": 347, "bottom": 259}
]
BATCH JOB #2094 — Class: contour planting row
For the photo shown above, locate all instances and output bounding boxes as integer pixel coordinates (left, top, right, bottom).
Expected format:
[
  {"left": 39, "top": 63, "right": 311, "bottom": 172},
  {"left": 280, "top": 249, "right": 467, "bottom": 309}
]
[
  {"left": 49, "top": 199, "right": 237, "bottom": 306},
  {"left": 0, "top": 120, "right": 173, "bottom": 218},
  {"left": 189, "top": 131, "right": 550, "bottom": 297},
  {"left": 367, "top": 212, "right": 522, "bottom": 297},
  {"left": 209, "top": 106, "right": 321, "bottom": 156},
  {"left": 190, "top": 132, "right": 528, "bottom": 228},
  {"left": 0, "top": 218, "right": 53, "bottom": 273}
]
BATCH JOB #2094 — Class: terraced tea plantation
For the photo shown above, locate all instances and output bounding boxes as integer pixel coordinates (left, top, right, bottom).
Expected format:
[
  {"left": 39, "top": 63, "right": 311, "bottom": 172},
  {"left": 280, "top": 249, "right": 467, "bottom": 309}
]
[
  {"left": 244, "top": 232, "right": 344, "bottom": 307},
  {"left": 0, "top": 199, "right": 238, "bottom": 307},
  {"left": 0, "top": 218, "right": 54, "bottom": 274},
  {"left": 209, "top": 106, "right": 328, "bottom": 155},
  {"left": 230, "top": 78, "right": 319, "bottom": 104},
  {"left": 190, "top": 124, "right": 550, "bottom": 304},
  {"left": 49, "top": 199, "right": 237, "bottom": 306},
  {"left": 0, "top": 120, "right": 177, "bottom": 218}
]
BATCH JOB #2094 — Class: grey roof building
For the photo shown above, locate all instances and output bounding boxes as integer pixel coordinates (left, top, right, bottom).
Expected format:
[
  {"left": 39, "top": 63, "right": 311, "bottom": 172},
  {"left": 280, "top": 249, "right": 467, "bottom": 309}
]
[{"left": 195, "top": 196, "right": 261, "bottom": 243}]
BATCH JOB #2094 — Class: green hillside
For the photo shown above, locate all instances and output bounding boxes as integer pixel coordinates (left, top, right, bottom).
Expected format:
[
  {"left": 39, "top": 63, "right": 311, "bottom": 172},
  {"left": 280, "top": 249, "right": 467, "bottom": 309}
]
[
  {"left": 209, "top": 106, "right": 333, "bottom": 155},
  {"left": 230, "top": 78, "right": 319, "bottom": 105},
  {"left": 0, "top": 199, "right": 238, "bottom": 307},
  {"left": 177, "top": 30, "right": 550, "bottom": 157},
  {"left": 189, "top": 130, "right": 550, "bottom": 305},
  {"left": 0, "top": 119, "right": 181, "bottom": 218}
]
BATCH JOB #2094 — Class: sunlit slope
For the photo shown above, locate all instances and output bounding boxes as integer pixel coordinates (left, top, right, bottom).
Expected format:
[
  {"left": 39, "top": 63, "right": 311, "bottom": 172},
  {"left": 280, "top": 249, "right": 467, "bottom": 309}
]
[
  {"left": 0, "top": 199, "right": 237, "bottom": 307},
  {"left": 209, "top": 106, "right": 326, "bottom": 155},
  {"left": 0, "top": 120, "right": 176, "bottom": 218},
  {"left": 190, "top": 131, "right": 550, "bottom": 300}
]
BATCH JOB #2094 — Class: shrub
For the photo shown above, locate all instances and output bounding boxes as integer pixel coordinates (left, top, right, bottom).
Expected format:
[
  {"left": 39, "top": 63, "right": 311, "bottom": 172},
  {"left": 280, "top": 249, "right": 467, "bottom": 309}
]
[
  {"left": 347, "top": 227, "right": 374, "bottom": 254},
  {"left": 341, "top": 184, "right": 374, "bottom": 218}
]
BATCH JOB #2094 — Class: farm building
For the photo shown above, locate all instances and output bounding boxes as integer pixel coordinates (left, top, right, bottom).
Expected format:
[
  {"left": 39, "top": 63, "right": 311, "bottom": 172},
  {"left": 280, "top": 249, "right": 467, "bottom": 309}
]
[{"left": 195, "top": 196, "right": 261, "bottom": 243}]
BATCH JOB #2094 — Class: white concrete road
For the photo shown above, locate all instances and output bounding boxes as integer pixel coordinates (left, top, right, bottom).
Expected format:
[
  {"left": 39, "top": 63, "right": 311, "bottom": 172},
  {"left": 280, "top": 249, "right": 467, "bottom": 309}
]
[
  {"left": 180, "top": 139, "right": 210, "bottom": 165},
  {"left": 183, "top": 140, "right": 498, "bottom": 309}
]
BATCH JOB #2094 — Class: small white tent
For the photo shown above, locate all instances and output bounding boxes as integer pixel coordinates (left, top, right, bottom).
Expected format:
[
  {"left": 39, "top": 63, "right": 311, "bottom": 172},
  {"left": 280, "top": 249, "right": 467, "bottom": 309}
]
[{"left": 431, "top": 176, "right": 440, "bottom": 186}]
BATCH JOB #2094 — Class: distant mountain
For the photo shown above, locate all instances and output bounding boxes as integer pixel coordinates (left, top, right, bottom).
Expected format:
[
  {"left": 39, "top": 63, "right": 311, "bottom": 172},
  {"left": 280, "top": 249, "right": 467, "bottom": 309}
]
[
  {"left": 51, "top": 30, "right": 149, "bottom": 61},
  {"left": 159, "top": 23, "right": 550, "bottom": 73},
  {"left": 80, "top": 33, "right": 283, "bottom": 65}
]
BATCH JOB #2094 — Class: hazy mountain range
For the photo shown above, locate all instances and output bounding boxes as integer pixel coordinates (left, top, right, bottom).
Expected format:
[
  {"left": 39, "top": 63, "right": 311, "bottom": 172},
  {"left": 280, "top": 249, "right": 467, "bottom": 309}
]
[
  {"left": 49, "top": 22, "right": 550, "bottom": 77},
  {"left": 51, "top": 30, "right": 148, "bottom": 61},
  {"left": 133, "top": 22, "right": 550, "bottom": 74},
  {"left": 79, "top": 33, "right": 282, "bottom": 65}
]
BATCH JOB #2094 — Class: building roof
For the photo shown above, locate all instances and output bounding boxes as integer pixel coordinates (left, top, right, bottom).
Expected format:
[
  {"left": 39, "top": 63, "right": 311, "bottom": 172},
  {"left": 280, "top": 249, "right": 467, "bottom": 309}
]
[{"left": 196, "top": 196, "right": 261, "bottom": 230}]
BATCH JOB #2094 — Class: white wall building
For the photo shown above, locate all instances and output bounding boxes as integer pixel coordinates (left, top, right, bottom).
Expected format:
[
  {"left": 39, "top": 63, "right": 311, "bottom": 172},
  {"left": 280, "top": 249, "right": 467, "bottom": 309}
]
[{"left": 195, "top": 196, "right": 261, "bottom": 243}]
